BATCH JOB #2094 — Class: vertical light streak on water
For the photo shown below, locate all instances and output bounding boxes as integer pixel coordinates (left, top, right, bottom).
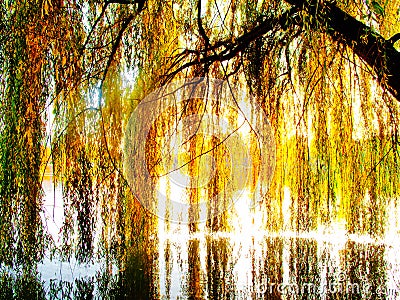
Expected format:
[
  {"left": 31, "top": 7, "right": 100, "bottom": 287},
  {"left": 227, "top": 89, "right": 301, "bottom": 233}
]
[
  {"left": 41, "top": 173, "right": 63, "bottom": 245},
  {"left": 282, "top": 236, "right": 291, "bottom": 295}
]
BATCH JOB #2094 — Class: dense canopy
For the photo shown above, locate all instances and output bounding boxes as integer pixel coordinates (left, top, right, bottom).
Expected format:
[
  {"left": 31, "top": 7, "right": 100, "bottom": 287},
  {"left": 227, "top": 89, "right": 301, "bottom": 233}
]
[{"left": 0, "top": 0, "right": 399, "bottom": 275}]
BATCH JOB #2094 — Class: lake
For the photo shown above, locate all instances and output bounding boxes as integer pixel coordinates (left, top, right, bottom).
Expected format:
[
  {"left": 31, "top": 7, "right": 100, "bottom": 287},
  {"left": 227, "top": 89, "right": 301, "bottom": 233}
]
[{"left": 10, "top": 177, "right": 395, "bottom": 299}]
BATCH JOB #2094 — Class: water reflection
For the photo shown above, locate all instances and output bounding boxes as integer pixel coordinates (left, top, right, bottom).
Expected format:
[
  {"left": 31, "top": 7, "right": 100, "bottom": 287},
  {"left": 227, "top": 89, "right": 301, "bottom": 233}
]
[
  {"left": 2, "top": 231, "right": 399, "bottom": 299},
  {"left": 0, "top": 176, "right": 398, "bottom": 299}
]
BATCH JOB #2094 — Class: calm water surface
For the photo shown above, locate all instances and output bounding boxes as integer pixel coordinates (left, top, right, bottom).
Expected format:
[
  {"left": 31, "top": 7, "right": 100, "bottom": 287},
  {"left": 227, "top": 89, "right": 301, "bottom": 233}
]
[{"left": 1, "top": 178, "right": 399, "bottom": 299}]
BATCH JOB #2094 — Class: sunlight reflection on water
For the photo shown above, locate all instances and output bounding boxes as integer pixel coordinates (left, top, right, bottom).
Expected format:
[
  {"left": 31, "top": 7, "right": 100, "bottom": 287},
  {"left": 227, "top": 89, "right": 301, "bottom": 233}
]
[{"left": 38, "top": 176, "right": 400, "bottom": 299}]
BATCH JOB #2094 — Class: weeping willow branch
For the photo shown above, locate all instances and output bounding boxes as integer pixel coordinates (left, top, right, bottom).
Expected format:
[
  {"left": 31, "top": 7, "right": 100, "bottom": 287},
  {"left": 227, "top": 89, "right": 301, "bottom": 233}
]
[
  {"left": 166, "top": 0, "right": 400, "bottom": 101},
  {"left": 285, "top": 0, "right": 400, "bottom": 101},
  {"left": 163, "top": 6, "right": 300, "bottom": 84},
  {"left": 101, "top": 14, "right": 134, "bottom": 85}
]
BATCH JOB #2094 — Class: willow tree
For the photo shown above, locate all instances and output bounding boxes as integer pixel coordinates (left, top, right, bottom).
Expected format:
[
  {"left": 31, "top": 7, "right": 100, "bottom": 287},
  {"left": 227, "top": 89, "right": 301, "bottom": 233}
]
[{"left": 0, "top": 0, "right": 399, "bottom": 270}]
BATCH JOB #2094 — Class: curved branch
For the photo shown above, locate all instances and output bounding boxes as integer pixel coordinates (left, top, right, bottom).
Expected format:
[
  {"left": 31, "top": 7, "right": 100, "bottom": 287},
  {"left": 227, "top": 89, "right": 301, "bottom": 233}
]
[
  {"left": 81, "top": 3, "right": 110, "bottom": 52},
  {"left": 197, "top": 0, "right": 210, "bottom": 47},
  {"left": 284, "top": 0, "right": 400, "bottom": 101},
  {"left": 101, "top": 14, "right": 134, "bottom": 85},
  {"left": 167, "top": 0, "right": 400, "bottom": 101},
  {"left": 164, "top": 7, "right": 299, "bottom": 83}
]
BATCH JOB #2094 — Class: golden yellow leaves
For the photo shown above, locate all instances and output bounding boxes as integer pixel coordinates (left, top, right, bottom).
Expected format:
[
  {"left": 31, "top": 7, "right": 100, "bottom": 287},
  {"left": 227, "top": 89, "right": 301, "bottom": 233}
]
[
  {"left": 42, "top": 0, "right": 52, "bottom": 17},
  {"left": 61, "top": 55, "right": 67, "bottom": 67}
]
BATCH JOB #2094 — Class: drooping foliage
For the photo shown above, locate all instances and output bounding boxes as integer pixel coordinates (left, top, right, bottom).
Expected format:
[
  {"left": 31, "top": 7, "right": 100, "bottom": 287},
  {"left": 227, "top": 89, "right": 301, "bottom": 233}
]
[{"left": 0, "top": 0, "right": 399, "bottom": 274}]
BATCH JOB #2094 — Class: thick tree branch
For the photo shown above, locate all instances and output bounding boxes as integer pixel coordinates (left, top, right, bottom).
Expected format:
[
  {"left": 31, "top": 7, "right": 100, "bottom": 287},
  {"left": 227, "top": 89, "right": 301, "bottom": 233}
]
[
  {"left": 197, "top": 0, "right": 211, "bottom": 74},
  {"left": 197, "top": 0, "right": 210, "bottom": 47},
  {"left": 388, "top": 33, "right": 400, "bottom": 46},
  {"left": 169, "top": 0, "right": 400, "bottom": 102},
  {"left": 285, "top": 0, "right": 400, "bottom": 101}
]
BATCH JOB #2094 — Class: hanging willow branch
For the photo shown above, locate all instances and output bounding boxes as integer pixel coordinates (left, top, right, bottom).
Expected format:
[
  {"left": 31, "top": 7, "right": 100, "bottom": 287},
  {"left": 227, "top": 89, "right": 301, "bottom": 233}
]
[
  {"left": 163, "top": 6, "right": 300, "bottom": 83},
  {"left": 285, "top": 0, "right": 400, "bottom": 101},
  {"left": 163, "top": 0, "right": 400, "bottom": 101}
]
